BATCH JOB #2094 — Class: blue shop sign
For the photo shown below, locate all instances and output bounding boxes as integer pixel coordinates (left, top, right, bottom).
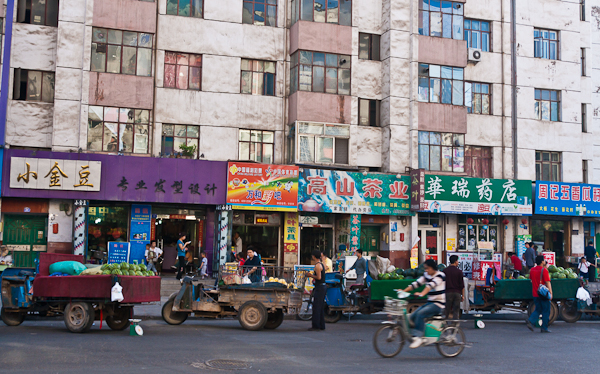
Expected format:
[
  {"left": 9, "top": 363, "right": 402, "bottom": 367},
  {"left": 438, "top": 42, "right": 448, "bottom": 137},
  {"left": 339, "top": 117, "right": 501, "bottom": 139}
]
[{"left": 535, "top": 181, "right": 600, "bottom": 217}]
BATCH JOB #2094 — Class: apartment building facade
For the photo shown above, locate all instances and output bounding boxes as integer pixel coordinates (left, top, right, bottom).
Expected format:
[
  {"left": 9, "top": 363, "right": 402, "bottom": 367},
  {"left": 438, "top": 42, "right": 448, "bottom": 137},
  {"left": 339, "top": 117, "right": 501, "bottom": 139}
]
[{"left": 0, "top": 0, "right": 597, "bottom": 270}]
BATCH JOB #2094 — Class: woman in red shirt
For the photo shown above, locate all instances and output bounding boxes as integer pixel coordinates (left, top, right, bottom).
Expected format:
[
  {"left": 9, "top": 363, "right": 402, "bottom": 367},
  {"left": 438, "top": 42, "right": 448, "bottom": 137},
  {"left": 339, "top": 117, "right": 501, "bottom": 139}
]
[{"left": 509, "top": 252, "right": 523, "bottom": 278}]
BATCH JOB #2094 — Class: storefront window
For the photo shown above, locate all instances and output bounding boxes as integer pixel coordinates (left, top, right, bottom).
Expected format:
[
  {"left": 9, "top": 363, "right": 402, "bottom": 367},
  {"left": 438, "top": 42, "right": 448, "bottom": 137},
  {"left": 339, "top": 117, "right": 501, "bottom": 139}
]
[
  {"left": 532, "top": 219, "right": 566, "bottom": 263},
  {"left": 458, "top": 216, "right": 498, "bottom": 251},
  {"left": 87, "top": 206, "right": 129, "bottom": 261},
  {"left": 584, "top": 221, "right": 595, "bottom": 246},
  {"left": 232, "top": 211, "right": 281, "bottom": 265}
]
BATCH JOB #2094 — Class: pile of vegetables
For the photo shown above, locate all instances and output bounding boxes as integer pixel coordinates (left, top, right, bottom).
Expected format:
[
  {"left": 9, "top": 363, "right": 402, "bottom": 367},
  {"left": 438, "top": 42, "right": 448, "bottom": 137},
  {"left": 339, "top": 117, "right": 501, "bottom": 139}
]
[{"left": 100, "top": 262, "right": 154, "bottom": 276}]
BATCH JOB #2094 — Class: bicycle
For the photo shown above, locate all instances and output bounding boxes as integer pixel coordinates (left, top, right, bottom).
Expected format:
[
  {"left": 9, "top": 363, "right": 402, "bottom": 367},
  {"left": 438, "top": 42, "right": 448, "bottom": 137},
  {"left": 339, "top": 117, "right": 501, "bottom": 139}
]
[{"left": 373, "top": 290, "right": 467, "bottom": 359}]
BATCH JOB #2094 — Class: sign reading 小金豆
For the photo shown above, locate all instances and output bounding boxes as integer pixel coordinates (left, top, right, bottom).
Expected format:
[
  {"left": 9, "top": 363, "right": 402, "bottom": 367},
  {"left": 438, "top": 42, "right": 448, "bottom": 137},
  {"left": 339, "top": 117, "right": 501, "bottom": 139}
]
[
  {"left": 226, "top": 162, "right": 299, "bottom": 211},
  {"left": 535, "top": 181, "right": 600, "bottom": 217},
  {"left": 420, "top": 175, "right": 532, "bottom": 216},
  {"left": 10, "top": 157, "right": 101, "bottom": 191},
  {"left": 299, "top": 169, "right": 412, "bottom": 215}
]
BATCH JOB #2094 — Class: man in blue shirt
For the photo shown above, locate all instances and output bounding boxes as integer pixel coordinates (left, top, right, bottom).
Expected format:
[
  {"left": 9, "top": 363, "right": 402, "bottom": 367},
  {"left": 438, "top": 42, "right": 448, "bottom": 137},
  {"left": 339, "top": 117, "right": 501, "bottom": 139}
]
[
  {"left": 524, "top": 242, "right": 536, "bottom": 273},
  {"left": 176, "top": 233, "right": 189, "bottom": 281},
  {"left": 346, "top": 249, "right": 367, "bottom": 286}
]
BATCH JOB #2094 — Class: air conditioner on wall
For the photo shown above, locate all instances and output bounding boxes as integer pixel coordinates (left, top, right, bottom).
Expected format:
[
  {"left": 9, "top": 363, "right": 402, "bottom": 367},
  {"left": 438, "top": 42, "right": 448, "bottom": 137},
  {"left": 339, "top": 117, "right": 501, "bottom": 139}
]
[{"left": 468, "top": 48, "right": 482, "bottom": 63}]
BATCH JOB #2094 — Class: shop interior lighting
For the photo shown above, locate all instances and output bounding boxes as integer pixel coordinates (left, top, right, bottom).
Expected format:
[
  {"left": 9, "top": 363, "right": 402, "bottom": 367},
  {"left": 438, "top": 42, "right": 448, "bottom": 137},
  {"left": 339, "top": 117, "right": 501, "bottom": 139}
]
[
  {"left": 185, "top": 215, "right": 196, "bottom": 220},
  {"left": 95, "top": 218, "right": 101, "bottom": 224}
]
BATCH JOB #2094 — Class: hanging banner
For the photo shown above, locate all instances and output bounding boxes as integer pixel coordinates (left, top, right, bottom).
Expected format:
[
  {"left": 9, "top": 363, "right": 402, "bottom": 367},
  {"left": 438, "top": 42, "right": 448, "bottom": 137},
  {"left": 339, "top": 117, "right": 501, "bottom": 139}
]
[
  {"left": 227, "top": 162, "right": 299, "bottom": 211},
  {"left": 107, "top": 242, "right": 130, "bottom": 264},
  {"left": 299, "top": 169, "right": 412, "bottom": 215},
  {"left": 130, "top": 205, "right": 151, "bottom": 264},
  {"left": 349, "top": 214, "right": 361, "bottom": 254},
  {"left": 420, "top": 175, "right": 532, "bottom": 216},
  {"left": 535, "top": 181, "right": 600, "bottom": 217},
  {"left": 410, "top": 169, "right": 426, "bottom": 211},
  {"left": 284, "top": 212, "right": 299, "bottom": 267}
]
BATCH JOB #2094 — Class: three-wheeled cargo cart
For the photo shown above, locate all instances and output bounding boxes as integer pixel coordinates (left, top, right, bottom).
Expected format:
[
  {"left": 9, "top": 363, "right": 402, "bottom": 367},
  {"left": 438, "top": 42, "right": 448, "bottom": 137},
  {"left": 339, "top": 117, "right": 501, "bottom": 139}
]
[
  {"left": 162, "top": 266, "right": 305, "bottom": 330},
  {"left": 1, "top": 253, "right": 161, "bottom": 333},
  {"left": 370, "top": 278, "right": 580, "bottom": 325}
]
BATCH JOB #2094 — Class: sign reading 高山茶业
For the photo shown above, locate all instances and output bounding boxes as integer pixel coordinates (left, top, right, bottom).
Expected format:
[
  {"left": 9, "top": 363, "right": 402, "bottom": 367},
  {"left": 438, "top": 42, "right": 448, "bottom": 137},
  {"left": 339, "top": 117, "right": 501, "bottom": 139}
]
[
  {"left": 420, "top": 175, "right": 532, "bottom": 216},
  {"left": 10, "top": 157, "right": 101, "bottom": 191}
]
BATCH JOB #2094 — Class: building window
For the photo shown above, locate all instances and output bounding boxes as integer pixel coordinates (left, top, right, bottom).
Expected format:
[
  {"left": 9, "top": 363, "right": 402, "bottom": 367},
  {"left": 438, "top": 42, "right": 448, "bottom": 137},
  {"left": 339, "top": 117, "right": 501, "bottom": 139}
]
[
  {"left": 581, "top": 0, "right": 586, "bottom": 21},
  {"left": 583, "top": 160, "right": 589, "bottom": 183},
  {"left": 418, "top": 131, "right": 464, "bottom": 172},
  {"left": 419, "top": 0, "right": 464, "bottom": 40},
  {"left": 91, "top": 28, "right": 153, "bottom": 77},
  {"left": 290, "top": 51, "right": 351, "bottom": 95},
  {"left": 582, "top": 103, "right": 587, "bottom": 132},
  {"left": 161, "top": 124, "right": 200, "bottom": 158},
  {"left": 581, "top": 48, "right": 586, "bottom": 76},
  {"left": 458, "top": 216, "right": 498, "bottom": 251},
  {"left": 534, "top": 28, "right": 558, "bottom": 60},
  {"left": 534, "top": 89, "right": 560, "bottom": 122},
  {"left": 164, "top": 52, "right": 202, "bottom": 90},
  {"left": 464, "top": 19, "right": 490, "bottom": 51},
  {"left": 243, "top": 0, "right": 276, "bottom": 26},
  {"left": 13, "top": 69, "right": 55, "bottom": 103},
  {"left": 87, "top": 106, "right": 151, "bottom": 154},
  {"left": 239, "top": 130, "right": 274, "bottom": 164},
  {"left": 291, "top": 0, "right": 352, "bottom": 26},
  {"left": 418, "top": 63, "right": 464, "bottom": 105},
  {"left": 17, "top": 0, "right": 59, "bottom": 27},
  {"left": 297, "top": 122, "right": 349, "bottom": 164},
  {"left": 535, "top": 151, "right": 561, "bottom": 181},
  {"left": 359, "top": 99, "right": 380, "bottom": 126},
  {"left": 359, "top": 33, "right": 380, "bottom": 61},
  {"left": 464, "top": 146, "right": 492, "bottom": 178},
  {"left": 167, "top": 0, "right": 203, "bottom": 17},
  {"left": 241, "top": 59, "right": 276, "bottom": 96},
  {"left": 465, "top": 82, "right": 491, "bottom": 114}
]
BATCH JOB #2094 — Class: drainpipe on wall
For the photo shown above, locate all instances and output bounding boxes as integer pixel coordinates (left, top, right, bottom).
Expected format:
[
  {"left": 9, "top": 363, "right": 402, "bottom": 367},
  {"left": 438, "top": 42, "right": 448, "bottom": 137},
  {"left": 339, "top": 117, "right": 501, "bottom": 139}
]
[
  {"left": 0, "top": 0, "right": 15, "bottom": 147},
  {"left": 511, "top": 0, "right": 518, "bottom": 180}
]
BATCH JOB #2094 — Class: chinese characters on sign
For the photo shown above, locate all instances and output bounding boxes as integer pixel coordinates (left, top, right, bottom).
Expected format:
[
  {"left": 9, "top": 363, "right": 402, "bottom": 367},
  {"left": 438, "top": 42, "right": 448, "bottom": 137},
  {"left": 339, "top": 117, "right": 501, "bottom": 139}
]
[
  {"left": 226, "top": 162, "right": 299, "bottom": 211},
  {"left": 10, "top": 158, "right": 101, "bottom": 191},
  {"left": 410, "top": 169, "right": 426, "bottom": 211},
  {"left": 284, "top": 212, "right": 299, "bottom": 267},
  {"left": 349, "top": 214, "right": 361, "bottom": 254},
  {"left": 300, "top": 169, "right": 412, "bottom": 215},
  {"left": 535, "top": 181, "right": 600, "bottom": 217},
  {"left": 419, "top": 175, "right": 532, "bottom": 216}
]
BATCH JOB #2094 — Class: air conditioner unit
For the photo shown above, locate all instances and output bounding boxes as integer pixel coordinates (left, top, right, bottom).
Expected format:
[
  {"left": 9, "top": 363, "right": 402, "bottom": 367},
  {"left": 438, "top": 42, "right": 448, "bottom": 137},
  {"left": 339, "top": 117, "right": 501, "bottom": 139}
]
[{"left": 468, "top": 48, "right": 482, "bottom": 63}]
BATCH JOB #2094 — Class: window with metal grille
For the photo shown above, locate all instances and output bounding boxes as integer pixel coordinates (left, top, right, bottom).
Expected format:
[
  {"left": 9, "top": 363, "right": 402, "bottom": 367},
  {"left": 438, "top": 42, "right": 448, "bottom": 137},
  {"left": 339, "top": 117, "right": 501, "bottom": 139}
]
[{"left": 535, "top": 151, "right": 561, "bottom": 181}]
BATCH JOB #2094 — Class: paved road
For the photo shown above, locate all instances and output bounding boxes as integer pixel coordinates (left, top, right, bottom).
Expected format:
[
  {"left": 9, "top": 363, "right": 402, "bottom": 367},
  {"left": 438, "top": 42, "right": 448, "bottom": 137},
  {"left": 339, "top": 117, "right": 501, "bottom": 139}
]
[{"left": 1, "top": 317, "right": 599, "bottom": 374}]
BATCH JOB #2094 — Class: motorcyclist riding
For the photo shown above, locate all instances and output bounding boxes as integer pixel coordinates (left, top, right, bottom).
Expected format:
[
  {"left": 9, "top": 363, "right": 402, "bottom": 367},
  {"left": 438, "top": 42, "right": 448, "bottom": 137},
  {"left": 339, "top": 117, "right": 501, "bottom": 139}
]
[{"left": 402, "top": 259, "right": 446, "bottom": 348}]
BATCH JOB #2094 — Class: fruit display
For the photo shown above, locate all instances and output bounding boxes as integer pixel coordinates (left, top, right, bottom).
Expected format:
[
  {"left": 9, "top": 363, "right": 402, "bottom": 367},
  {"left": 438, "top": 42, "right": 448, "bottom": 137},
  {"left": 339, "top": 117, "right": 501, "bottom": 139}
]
[
  {"left": 267, "top": 277, "right": 288, "bottom": 286},
  {"left": 100, "top": 263, "right": 154, "bottom": 276},
  {"left": 548, "top": 264, "right": 578, "bottom": 279}
]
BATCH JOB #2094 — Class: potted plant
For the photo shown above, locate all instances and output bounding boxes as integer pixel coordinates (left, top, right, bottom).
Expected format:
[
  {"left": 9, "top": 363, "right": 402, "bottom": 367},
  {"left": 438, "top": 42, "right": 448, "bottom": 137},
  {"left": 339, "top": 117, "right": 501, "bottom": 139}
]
[{"left": 178, "top": 143, "right": 197, "bottom": 159}]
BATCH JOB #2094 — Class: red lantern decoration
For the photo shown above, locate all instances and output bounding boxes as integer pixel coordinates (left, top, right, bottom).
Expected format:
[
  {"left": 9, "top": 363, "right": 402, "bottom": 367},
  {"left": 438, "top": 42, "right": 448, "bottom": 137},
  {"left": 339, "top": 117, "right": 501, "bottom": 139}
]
[
  {"left": 502, "top": 219, "right": 510, "bottom": 225},
  {"left": 482, "top": 219, "right": 489, "bottom": 225},
  {"left": 521, "top": 218, "right": 528, "bottom": 225},
  {"left": 467, "top": 218, "right": 474, "bottom": 224}
]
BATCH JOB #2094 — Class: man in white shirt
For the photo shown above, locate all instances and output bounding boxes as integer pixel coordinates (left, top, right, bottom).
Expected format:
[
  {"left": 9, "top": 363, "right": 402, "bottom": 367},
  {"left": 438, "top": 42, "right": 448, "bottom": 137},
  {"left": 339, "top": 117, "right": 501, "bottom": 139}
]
[
  {"left": 233, "top": 232, "right": 243, "bottom": 258},
  {"left": 145, "top": 241, "right": 163, "bottom": 275}
]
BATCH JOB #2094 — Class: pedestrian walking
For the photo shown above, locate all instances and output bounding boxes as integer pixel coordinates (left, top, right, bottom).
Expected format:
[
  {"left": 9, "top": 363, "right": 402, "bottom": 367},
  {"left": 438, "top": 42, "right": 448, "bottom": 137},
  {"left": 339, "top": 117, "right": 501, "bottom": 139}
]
[
  {"left": 584, "top": 240, "right": 597, "bottom": 282},
  {"left": 176, "top": 233, "right": 189, "bottom": 281},
  {"left": 443, "top": 255, "right": 464, "bottom": 319},
  {"left": 345, "top": 249, "right": 367, "bottom": 285},
  {"left": 526, "top": 255, "right": 553, "bottom": 333},
  {"left": 199, "top": 251, "right": 208, "bottom": 279},
  {"left": 524, "top": 242, "right": 536, "bottom": 273},
  {"left": 306, "top": 250, "right": 326, "bottom": 331},
  {"left": 578, "top": 256, "right": 591, "bottom": 285}
]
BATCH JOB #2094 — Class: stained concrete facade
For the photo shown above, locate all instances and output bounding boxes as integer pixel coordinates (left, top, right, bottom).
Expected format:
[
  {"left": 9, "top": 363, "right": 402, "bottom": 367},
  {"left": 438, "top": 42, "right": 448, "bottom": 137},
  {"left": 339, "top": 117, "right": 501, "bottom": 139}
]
[{"left": 2, "top": 0, "right": 597, "bottom": 259}]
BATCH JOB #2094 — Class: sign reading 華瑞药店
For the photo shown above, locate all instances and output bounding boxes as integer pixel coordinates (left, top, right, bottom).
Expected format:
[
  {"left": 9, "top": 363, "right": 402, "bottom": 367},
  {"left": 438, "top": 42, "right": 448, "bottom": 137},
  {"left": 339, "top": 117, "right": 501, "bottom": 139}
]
[
  {"left": 298, "top": 169, "right": 412, "bottom": 215},
  {"left": 535, "top": 181, "right": 600, "bottom": 217},
  {"left": 10, "top": 157, "right": 101, "bottom": 191},
  {"left": 421, "top": 175, "right": 532, "bottom": 216}
]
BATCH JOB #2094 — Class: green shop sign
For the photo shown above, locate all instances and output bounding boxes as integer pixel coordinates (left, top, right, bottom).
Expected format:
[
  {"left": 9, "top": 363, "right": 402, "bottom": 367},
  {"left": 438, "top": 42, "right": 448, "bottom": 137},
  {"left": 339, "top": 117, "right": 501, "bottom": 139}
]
[{"left": 419, "top": 175, "right": 532, "bottom": 216}]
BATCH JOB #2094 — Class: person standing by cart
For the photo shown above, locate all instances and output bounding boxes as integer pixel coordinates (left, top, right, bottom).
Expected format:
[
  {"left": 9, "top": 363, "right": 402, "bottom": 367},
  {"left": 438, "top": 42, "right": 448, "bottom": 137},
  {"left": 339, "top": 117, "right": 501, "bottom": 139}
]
[
  {"left": 526, "top": 255, "right": 553, "bottom": 333},
  {"left": 584, "top": 240, "right": 597, "bottom": 282},
  {"left": 443, "top": 255, "right": 464, "bottom": 319},
  {"left": 524, "top": 242, "right": 536, "bottom": 274},
  {"left": 345, "top": 249, "right": 367, "bottom": 286},
  {"left": 306, "top": 250, "right": 326, "bottom": 331},
  {"left": 509, "top": 251, "right": 523, "bottom": 278}
]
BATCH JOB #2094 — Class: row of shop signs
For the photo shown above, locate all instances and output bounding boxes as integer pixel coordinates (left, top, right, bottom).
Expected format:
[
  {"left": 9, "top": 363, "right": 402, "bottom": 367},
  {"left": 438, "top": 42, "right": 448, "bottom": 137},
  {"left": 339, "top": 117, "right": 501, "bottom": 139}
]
[{"left": 3, "top": 149, "right": 600, "bottom": 218}]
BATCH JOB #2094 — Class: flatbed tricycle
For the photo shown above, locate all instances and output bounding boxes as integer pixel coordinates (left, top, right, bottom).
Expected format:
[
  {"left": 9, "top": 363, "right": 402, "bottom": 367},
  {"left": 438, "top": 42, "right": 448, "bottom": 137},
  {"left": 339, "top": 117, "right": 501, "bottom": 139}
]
[
  {"left": 1, "top": 253, "right": 161, "bottom": 333},
  {"left": 162, "top": 265, "right": 305, "bottom": 330}
]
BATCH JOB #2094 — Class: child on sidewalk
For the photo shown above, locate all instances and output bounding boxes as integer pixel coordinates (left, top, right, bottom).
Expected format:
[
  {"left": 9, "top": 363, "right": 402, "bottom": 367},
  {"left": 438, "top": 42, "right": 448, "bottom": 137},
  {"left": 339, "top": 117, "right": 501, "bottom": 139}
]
[
  {"left": 200, "top": 251, "right": 208, "bottom": 279},
  {"left": 579, "top": 256, "right": 591, "bottom": 284}
]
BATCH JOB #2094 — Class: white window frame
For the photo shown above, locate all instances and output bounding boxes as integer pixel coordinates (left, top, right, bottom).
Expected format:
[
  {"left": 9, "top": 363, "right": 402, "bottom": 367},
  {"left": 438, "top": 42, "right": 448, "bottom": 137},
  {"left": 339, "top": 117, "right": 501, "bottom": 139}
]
[{"left": 295, "top": 121, "right": 350, "bottom": 165}]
